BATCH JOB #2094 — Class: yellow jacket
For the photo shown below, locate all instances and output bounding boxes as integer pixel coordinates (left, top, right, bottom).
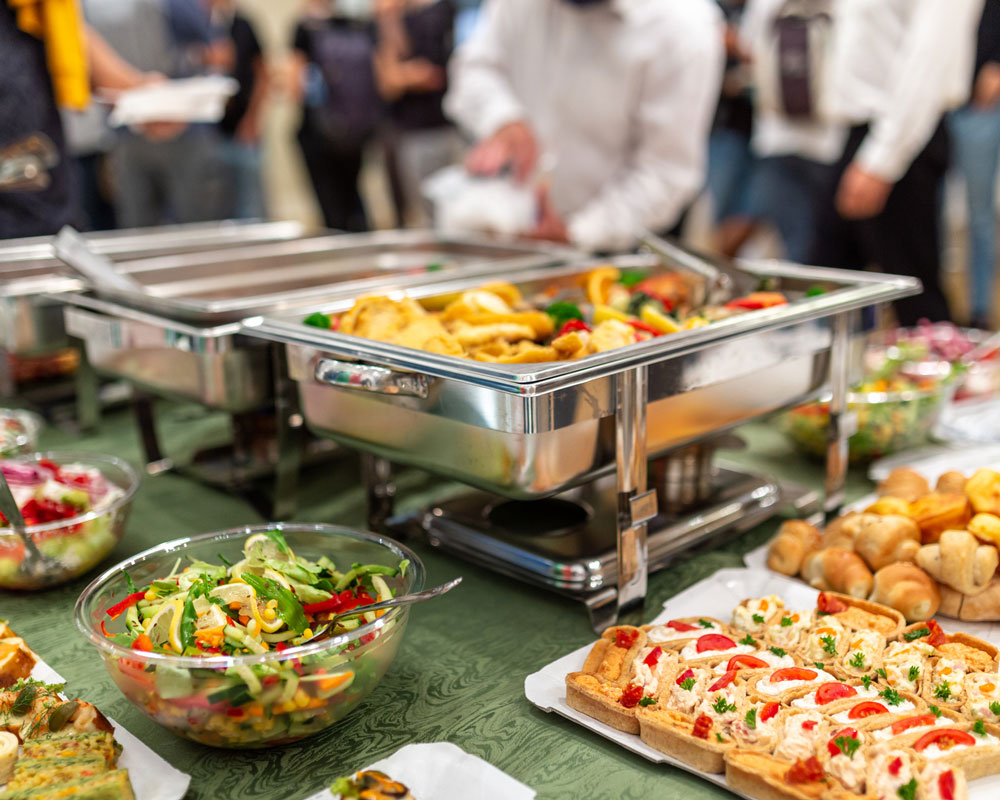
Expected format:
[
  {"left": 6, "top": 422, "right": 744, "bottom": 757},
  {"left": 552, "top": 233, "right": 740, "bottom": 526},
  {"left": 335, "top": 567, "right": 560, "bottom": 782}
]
[{"left": 8, "top": 0, "right": 90, "bottom": 110}]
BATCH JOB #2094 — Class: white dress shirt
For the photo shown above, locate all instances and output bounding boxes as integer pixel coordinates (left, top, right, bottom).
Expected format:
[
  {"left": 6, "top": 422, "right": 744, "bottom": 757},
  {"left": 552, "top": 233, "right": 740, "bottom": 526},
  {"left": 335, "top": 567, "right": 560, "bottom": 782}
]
[
  {"left": 740, "top": 0, "right": 846, "bottom": 164},
  {"left": 444, "top": 0, "right": 724, "bottom": 252},
  {"left": 823, "top": 0, "right": 983, "bottom": 182}
]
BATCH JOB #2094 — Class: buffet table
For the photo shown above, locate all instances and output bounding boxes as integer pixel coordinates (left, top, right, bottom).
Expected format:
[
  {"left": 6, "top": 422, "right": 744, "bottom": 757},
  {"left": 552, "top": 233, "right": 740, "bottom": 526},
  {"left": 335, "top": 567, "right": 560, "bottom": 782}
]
[{"left": 0, "top": 401, "right": 875, "bottom": 799}]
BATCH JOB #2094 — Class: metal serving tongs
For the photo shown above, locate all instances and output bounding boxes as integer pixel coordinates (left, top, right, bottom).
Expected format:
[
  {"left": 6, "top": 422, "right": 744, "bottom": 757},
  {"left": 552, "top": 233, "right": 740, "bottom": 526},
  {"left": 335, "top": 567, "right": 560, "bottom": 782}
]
[
  {"left": 304, "top": 577, "right": 462, "bottom": 642},
  {"left": 639, "top": 232, "right": 754, "bottom": 306},
  {"left": 53, "top": 226, "right": 147, "bottom": 296},
  {"left": 0, "top": 133, "right": 59, "bottom": 192},
  {"left": 0, "top": 470, "right": 57, "bottom": 581}
]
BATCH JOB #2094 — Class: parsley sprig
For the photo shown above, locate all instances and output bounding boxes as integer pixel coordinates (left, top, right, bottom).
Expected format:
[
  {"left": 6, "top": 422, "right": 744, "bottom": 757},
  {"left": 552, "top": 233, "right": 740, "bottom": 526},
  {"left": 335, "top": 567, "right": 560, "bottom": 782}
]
[
  {"left": 712, "top": 695, "right": 738, "bottom": 715},
  {"left": 832, "top": 734, "right": 860, "bottom": 759},
  {"left": 820, "top": 634, "right": 837, "bottom": 655}
]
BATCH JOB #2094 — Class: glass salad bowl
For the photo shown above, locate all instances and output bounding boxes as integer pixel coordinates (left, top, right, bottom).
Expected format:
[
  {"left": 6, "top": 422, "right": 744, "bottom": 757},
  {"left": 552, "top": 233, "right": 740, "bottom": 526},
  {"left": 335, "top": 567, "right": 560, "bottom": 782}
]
[
  {"left": 0, "top": 452, "right": 139, "bottom": 590},
  {"left": 0, "top": 408, "right": 43, "bottom": 457},
  {"left": 75, "top": 523, "right": 425, "bottom": 749}
]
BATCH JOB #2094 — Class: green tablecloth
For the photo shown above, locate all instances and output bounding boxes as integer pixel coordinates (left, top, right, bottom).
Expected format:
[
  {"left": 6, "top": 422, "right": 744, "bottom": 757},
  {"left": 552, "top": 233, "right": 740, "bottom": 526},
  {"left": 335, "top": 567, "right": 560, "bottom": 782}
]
[{"left": 1, "top": 402, "right": 873, "bottom": 800}]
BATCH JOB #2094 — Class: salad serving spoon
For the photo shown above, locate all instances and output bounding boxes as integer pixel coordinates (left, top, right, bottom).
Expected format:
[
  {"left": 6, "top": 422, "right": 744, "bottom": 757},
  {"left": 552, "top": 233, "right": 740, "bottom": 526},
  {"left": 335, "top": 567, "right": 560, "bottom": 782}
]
[
  {"left": 305, "top": 576, "right": 463, "bottom": 642},
  {"left": 0, "top": 470, "right": 56, "bottom": 579}
]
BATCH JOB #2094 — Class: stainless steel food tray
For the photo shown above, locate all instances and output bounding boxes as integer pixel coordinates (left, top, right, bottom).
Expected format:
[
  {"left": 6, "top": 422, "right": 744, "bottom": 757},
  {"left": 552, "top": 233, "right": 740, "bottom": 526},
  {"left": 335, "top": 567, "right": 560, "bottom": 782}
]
[
  {"left": 251, "top": 253, "right": 919, "bottom": 498},
  {"left": 0, "top": 220, "right": 306, "bottom": 358},
  {"left": 56, "top": 230, "right": 579, "bottom": 325}
]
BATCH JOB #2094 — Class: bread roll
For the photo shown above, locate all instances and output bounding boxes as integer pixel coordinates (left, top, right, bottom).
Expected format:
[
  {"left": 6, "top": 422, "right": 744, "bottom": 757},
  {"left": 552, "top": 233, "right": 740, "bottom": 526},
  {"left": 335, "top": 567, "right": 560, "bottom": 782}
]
[
  {"left": 766, "top": 520, "right": 821, "bottom": 575},
  {"left": 966, "top": 467, "right": 1000, "bottom": 515},
  {"left": 800, "top": 547, "right": 874, "bottom": 598},
  {"left": 877, "top": 468, "right": 930, "bottom": 502},
  {"left": 936, "top": 470, "right": 967, "bottom": 494},
  {"left": 909, "top": 492, "right": 972, "bottom": 544},
  {"left": 864, "top": 496, "right": 913, "bottom": 517},
  {"left": 916, "top": 529, "right": 1000, "bottom": 596},
  {"left": 851, "top": 513, "right": 921, "bottom": 570},
  {"left": 821, "top": 511, "right": 860, "bottom": 550},
  {"left": 869, "top": 563, "right": 941, "bottom": 621},
  {"left": 940, "top": 577, "right": 1000, "bottom": 621}
]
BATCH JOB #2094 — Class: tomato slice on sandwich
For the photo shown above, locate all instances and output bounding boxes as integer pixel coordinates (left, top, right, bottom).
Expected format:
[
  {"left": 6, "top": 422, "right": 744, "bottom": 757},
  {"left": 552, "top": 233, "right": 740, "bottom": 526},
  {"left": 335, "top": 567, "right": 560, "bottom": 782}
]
[
  {"left": 847, "top": 701, "right": 889, "bottom": 719},
  {"left": 726, "top": 654, "right": 770, "bottom": 671},
  {"left": 913, "top": 728, "right": 976, "bottom": 753},
  {"left": 814, "top": 682, "right": 857, "bottom": 705},
  {"left": 695, "top": 633, "right": 737, "bottom": 653},
  {"left": 769, "top": 667, "right": 818, "bottom": 683}
]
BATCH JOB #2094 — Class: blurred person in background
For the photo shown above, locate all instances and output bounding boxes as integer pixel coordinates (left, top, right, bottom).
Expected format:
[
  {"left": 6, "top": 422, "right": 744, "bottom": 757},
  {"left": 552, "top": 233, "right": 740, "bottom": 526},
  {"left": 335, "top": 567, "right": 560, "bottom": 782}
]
[
  {"left": 809, "top": 0, "right": 984, "bottom": 326},
  {"left": 373, "top": 0, "right": 459, "bottom": 227},
  {"left": 289, "top": 0, "right": 382, "bottom": 232},
  {"left": 85, "top": 0, "right": 230, "bottom": 228},
  {"left": 210, "top": 0, "right": 269, "bottom": 220},
  {"left": 731, "top": 0, "right": 845, "bottom": 263},
  {"left": 444, "top": 0, "right": 724, "bottom": 253},
  {"left": 0, "top": 0, "right": 155, "bottom": 238},
  {"left": 949, "top": 0, "right": 1000, "bottom": 331},
  {"left": 705, "top": 0, "right": 758, "bottom": 257}
]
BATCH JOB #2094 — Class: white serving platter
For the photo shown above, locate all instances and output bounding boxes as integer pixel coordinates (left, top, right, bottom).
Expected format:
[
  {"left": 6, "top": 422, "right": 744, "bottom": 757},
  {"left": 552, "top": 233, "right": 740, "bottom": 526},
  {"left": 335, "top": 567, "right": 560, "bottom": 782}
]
[
  {"left": 305, "top": 742, "right": 536, "bottom": 800},
  {"left": 524, "top": 567, "right": 1000, "bottom": 799}
]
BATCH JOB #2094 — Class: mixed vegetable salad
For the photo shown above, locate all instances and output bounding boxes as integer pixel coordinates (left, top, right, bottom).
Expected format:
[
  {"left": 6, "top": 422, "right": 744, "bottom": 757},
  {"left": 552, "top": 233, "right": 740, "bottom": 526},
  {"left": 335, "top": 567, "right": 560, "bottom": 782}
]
[
  {"left": 300, "top": 265, "right": 791, "bottom": 364},
  {"left": 0, "top": 410, "right": 39, "bottom": 457},
  {"left": 0, "top": 460, "right": 123, "bottom": 585},
  {"left": 785, "top": 343, "right": 953, "bottom": 463},
  {"left": 98, "top": 529, "right": 409, "bottom": 747}
]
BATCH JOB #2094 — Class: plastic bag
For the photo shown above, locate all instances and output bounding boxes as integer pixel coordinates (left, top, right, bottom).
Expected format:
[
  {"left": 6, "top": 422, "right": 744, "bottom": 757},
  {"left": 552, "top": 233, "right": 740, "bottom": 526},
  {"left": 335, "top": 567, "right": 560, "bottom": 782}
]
[{"left": 422, "top": 165, "right": 535, "bottom": 237}]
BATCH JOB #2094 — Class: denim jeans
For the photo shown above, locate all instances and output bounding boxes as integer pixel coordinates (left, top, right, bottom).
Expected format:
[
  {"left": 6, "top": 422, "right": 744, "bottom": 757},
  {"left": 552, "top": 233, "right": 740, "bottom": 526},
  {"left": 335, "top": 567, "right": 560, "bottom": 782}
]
[
  {"left": 217, "top": 138, "right": 266, "bottom": 221},
  {"left": 948, "top": 104, "right": 1000, "bottom": 320},
  {"left": 706, "top": 127, "right": 756, "bottom": 222}
]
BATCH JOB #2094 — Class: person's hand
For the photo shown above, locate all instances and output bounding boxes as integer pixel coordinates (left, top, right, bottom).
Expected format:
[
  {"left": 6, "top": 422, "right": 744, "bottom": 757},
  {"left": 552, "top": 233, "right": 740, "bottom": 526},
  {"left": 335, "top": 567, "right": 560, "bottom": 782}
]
[
  {"left": 465, "top": 121, "right": 538, "bottom": 183},
  {"left": 835, "top": 162, "right": 893, "bottom": 220},
  {"left": 525, "top": 184, "right": 569, "bottom": 243},
  {"left": 974, "top": 62, "right": 1000, "bottom": 109},
  {"left": 235, "top": 114, "right": 260, "bottom": 145},
  {"left": 401, "top": 58, "right": 446, "bottom": 92},
  {"left": 138, "top": 121, "right": 188, "bottom": 142}
]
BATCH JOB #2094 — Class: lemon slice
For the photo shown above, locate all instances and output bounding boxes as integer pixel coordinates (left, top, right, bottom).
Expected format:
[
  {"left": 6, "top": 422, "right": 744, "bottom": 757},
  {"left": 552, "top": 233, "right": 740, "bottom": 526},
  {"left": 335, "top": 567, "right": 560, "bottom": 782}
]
[
  {"left": 148, "top": 601, "right": 180, "bottom": 650},
  {"left": 683, "top": 316, "right": 709, "bottom": 330},
  {"left": 461, "top": 290, "right": 510, "bottom": 315},
  {"left": 586, "top": 266, "right": 621, "bottom": 306},
  {"left": 593, "top": 304, "right": 632, "bottom": 325},
  {"left": 640, "top": 305, "right": 680, "bottom": 334},
  {"left": 244, "top": 533, "right": 293, "bottom": 562},
  {"left": 262, "top": 568, "right": 291, "bottom": 591}
]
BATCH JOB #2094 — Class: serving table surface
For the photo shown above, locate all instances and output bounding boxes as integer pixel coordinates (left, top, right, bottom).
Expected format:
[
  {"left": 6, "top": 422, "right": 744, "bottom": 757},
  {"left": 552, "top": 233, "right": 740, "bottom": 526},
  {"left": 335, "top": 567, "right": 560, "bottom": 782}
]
[{"left": 1, "top": 402, "right": 873, "bottom": 799}]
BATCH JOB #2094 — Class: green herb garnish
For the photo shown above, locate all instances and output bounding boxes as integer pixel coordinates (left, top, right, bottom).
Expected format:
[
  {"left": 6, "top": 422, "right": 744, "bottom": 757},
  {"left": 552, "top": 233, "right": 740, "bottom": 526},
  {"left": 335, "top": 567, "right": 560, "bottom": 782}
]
[
  {"left": 618, "top": 270, "right": 646, "bottom": 288},
  {"left": 861, "top": 675, "right": 872, "bottom": 690},
  {"left": 712, "top": 696, "right": 738, "bottom": 715},
  {"left": 638, "top": 696, "right": 657, "bottom": 707},
  {"left": 680, "top": 677, "right": 696, "bottom": 691},
  {"left": 698, "top": 619, "right": 714, "bottom": 629},
  {"left": 876, "top": 668, "right": 888, "bottom": 680},
  {"left": 780, "top": 616, "right": 793, "bottom": 627},
  {"left": 739, "top": 634, "right": 757, "bottom": 647},
  {"left": 821, "top": 634, "right": 837, "bottom": 655},
  {"left": 715, "top": 732, "right": 725, "bottom": 743},
  {"left": 752, "top": 613, "right": 765, "bottom": 625},
  {"left": 303, "top": 311, "right": 333, "bottom": 330},
  {"left": 832, "top": 734, "right": 860, "bottom": 759},
  {"left": 124, "top": 571, "right": 138, "bottom": 594},
  {"left": 9, "top": 684, "right": 36, "bottom": 717},
  {"left": 745, "top": 708, "right": 757, "bottom": 730},
  {"left": 880, "top": 687, "right": 902, "bottom": 706},
  {"left": 929, "top": 705, "right": 942, "bottom": 718},
  {"left": 908, "top": 666, "right": 920, "bottom": 683},
  {"left": 974, "top": 718, "right": 987, "bottom": 736},
  {"left": 933, "top": 682, "right": 952, "bottom": 701},
  {"left": 814, "top": 662, "right": 824, "bottom": 669},
  {"left": 990, "top": 701, "right": 1000, "bottom": 717},
  {"left": 848, "top": 651, "right": 866, "bottom": 669},
  {"left": 545, "top": 301, "right": 584, "bottom": 330},
  {"left": 903, "top": 626, "right": 930, "bottom": 642},
  {"left": 769, "top": 647, "right": 787, "bottom": 657},
  {"left": 897, "top": 778, "right": 917, "bottom": 800}
]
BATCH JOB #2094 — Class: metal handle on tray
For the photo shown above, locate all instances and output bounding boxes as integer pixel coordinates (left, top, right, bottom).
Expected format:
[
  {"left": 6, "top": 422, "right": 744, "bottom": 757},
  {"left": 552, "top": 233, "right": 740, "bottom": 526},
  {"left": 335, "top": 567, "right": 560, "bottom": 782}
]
[{"left": 314, "top": 358, "right": 430, "bottom": 399}]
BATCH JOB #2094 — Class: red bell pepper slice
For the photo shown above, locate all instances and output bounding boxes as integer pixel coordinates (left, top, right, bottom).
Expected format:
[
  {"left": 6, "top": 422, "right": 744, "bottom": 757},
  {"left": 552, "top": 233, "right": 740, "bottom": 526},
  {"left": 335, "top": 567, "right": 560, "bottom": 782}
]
[
  {"left": 557, "top": 319, "right": 591, "bottom": 337},
  {"left": 626, "top": 320, "right": 661, "bottom": 336},
  {"left": 105, "top": 591, "right": 145, "bottom": 620}
]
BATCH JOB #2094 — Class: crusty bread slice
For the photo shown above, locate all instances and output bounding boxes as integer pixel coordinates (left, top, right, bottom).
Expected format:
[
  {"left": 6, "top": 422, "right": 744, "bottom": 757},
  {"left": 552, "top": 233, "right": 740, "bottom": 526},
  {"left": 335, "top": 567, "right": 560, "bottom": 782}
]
[
  {"left": 564, "top": 672, "right": 638, "bottom": 734},
  {"left": 642, "top": 617, "right": 731, "bottom": 650},
  {"left": 636, "top": 705, "right": 729, "bottom": 773},
  {"left": 893, "top": 721, "right": 1000, "bottom": 780}
]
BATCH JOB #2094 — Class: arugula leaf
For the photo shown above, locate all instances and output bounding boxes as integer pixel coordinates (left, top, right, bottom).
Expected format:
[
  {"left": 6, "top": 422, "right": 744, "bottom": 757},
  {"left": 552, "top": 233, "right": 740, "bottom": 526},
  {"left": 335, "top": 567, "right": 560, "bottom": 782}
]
[
  {"left": 124, "top": 571, "right": 138, "bottom": 594},
  {"left": 896, "top": 778, "right": 917, "bottom": 800},
  {"left": 680, "top": 677, "right": 696, "bottom": 691},
  {"left": 908, "top": 665, "right": 920, "bottom": 682},
  {"left": 933, "top": 681, "right": 952, "bottom": 701},
  {"left": 880, "top": 687, "right": 903, "bottom": 706},
  {"left": 179, "top": 593, "right": 198, "bottom": 652},
  {"left": 745, "top": 707, "right": 757, "bottom": 730},
  {"left": 903, "top": 626, "right": 930, "bottom": 642},
  {"left": 638, "top": 696, "right": 657, "bottom": 707},
  {"left": 739, "top": 634, "right": 757, "bottom": 647},
  {"left": 780, "top": 616, "right": 793, "bottom": 628},
  {"left": 241, "top": 573, "right": 308, "bottom": 634},
  {"left": 712, "top": 696, "right": 738, "bottom": 715},
  {"left": 769, "top": 647, "right": 787, "bottom": 657},
  {"left": 974, "top": 718, "right": 987, "bottom": 736},
  {"left": 848, "top": 651, "right": 866, "bottom": 669},
  {"left": 833, "top": 734, "right": 860, "bottom": 760},
  {"left": 821, "top": 634, "right": 838, "bottom": 655},
  {"left": 263, "top": 529, "right": 292, "bottom": 555},
  {"left": 752, "top": 613, "right": 765, "bottom": 625}
]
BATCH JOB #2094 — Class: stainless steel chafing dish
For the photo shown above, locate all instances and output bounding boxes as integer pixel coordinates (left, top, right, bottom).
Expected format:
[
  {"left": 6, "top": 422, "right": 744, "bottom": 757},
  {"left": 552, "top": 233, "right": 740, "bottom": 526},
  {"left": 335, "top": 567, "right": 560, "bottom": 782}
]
[
  {"left": 54, "top": 230, "right": 577, "bottom": 514},
  {"left": 248, "top": 238, "right": 920, "bottom": 624}
]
